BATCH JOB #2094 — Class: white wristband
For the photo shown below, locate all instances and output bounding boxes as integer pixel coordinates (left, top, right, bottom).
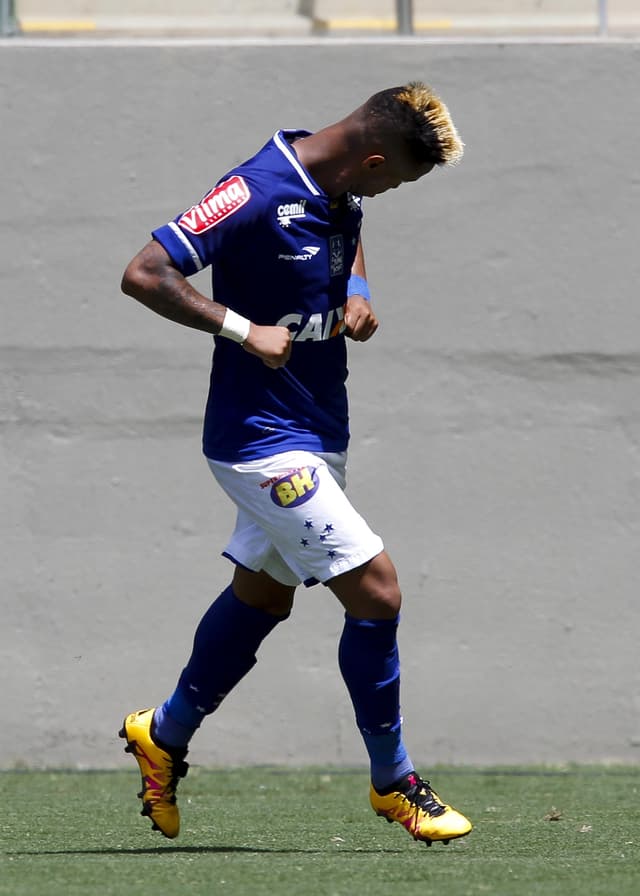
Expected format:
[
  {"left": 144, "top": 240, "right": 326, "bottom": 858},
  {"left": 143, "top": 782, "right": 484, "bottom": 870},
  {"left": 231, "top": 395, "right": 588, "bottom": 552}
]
[{"left": 219, "top": 308, "right": 251, "bottom": 344}]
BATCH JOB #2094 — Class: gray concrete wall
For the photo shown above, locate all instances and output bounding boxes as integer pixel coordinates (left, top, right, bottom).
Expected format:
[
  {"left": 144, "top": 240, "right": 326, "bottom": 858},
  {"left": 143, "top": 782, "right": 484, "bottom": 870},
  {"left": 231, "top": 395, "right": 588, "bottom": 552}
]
[
  {"left": 1, "top": 39, "right": 639, "bottom": 769},
  {"left": 12, "top": 2, "right": 640, "bottom": 38}
]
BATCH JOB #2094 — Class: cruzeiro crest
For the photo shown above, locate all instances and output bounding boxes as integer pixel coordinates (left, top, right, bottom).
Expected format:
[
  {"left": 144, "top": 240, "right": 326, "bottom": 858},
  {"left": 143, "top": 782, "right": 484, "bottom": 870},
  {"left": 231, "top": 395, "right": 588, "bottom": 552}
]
[{"left": 329, "top": 235, "right": 344, "bottom": 276}]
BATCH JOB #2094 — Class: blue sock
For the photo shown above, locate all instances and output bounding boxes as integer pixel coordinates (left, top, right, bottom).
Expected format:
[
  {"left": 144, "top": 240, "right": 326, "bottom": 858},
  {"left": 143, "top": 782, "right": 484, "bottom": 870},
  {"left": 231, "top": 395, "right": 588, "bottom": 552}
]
[
  {"left": 153, "top": 584, "right": 288, "bottom": 749},
  {"left": 338, "top": 614, "right": 414, "bottom": 790}
]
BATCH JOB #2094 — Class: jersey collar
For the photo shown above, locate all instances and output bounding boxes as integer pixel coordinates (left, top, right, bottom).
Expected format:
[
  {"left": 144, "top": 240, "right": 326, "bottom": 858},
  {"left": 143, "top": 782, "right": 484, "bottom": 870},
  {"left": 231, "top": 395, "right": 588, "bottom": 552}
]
[{"left": 273, "top": 130, "right": 323, "bottom": 197}]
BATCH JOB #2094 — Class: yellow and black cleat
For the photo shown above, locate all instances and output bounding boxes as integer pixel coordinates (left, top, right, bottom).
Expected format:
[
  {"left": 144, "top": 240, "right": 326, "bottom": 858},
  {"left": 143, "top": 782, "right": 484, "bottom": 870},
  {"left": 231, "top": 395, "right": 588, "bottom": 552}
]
[
  {"left": 370, "top": 772, "right": 472, "bottom": 846},
  {"left": 119, "top": 708, "right": 188, "bottom": 839}
]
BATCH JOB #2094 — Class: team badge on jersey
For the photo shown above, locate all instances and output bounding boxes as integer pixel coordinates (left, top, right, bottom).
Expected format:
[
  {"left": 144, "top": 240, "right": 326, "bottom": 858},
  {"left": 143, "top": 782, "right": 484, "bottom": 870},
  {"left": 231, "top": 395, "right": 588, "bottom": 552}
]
[
  {"left": 330, "top": 235, "right": 344, "bottom": 276},
  {"left": 178, "top": 175, "right": 251, "bottom": 235},
  {"left": 270, "top": 467, "right": 319, "bottom": 508}
]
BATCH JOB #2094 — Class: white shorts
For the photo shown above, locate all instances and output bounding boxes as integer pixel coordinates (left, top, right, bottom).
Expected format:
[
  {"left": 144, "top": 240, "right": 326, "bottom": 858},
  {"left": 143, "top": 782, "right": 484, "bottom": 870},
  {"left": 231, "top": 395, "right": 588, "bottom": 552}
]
[{"left": 207, "top": 450, "right": 384, "bottom": 587}]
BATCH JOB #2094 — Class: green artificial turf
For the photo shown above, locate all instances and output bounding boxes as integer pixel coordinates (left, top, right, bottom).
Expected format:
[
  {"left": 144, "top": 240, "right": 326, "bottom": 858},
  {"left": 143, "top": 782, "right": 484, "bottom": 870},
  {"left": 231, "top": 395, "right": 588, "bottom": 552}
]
[{"left": 1, "top": 767, "right": 638, "bottom": 896}]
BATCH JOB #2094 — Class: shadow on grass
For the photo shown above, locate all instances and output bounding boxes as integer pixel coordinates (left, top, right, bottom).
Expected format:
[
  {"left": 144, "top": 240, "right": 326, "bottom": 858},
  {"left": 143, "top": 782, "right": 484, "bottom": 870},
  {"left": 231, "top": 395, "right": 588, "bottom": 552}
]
[{"left": 10, "top": 844, "right": 407, "bottom": 856}]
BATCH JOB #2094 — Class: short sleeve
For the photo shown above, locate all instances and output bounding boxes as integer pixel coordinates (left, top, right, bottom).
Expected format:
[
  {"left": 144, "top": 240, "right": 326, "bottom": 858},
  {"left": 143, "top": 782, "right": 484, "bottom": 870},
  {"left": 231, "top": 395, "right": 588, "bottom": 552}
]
[{"left": 152, "top": 173, "right": 264, "bottom": 276}]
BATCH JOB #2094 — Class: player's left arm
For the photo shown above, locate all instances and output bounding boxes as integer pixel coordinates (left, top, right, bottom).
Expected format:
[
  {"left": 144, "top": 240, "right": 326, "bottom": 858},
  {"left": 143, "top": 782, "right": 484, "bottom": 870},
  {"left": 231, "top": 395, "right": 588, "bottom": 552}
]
[{"left": 344, "top": 237, "right": 378, "bottom": 342}]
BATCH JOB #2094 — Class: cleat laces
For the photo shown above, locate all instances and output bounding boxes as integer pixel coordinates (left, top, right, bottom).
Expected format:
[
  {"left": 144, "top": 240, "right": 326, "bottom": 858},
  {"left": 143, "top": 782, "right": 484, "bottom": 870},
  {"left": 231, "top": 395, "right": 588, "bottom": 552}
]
[
  {"left": 166, "top": 756, "right": 189, "bottom": 801},
  {"left": 399, "top": 773, "right": 447, "bottom": 820}
]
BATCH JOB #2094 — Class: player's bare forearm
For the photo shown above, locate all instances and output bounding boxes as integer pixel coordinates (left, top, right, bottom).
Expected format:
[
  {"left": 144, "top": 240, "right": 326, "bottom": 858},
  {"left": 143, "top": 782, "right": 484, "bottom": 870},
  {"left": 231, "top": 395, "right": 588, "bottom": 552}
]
[
  {"left": 121, "top": 239, "right": 292, "bottom": 367},
  {"left": 351, "top": 237, "right": 367, "bottom": 280},
  {"left": 121, "top": 240, "right": 227, "bottom": 335}
]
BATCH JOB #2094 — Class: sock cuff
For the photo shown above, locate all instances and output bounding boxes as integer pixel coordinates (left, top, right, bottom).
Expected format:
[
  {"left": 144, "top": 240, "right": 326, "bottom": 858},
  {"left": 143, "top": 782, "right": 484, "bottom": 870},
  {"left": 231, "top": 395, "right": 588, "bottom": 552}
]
[{"left": 343, "top": 613, "right": 399, "bottom": 629}]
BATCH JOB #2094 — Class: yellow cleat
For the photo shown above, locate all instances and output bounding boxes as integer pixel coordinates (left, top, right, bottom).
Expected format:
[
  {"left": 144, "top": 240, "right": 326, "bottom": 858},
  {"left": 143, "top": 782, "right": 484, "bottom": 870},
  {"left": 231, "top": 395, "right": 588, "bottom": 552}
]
[
  {"left": 370, "top": 772, "right": 472, "bottom": 846},
  {"left": 119, "top": 708, "right": 188, "bottom": 839}
]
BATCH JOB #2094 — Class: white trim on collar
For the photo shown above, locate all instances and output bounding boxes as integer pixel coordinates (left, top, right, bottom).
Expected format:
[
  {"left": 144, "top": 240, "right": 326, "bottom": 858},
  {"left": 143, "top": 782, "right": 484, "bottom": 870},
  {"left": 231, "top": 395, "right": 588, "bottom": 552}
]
[{"left": 273, "top": 130, "right": 321, "bottom": 197}]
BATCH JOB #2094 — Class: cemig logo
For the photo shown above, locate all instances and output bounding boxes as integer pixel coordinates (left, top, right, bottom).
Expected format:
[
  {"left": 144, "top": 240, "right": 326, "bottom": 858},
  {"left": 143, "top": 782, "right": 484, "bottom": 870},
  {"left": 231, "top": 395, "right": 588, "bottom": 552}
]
[
  {"left": 270, "top": 467, "right": 319, "bottom": 508},
  {"left": 178, "top": 176, "right": 251, "bottom": 235},
  {"left": 277, "top": 200, "right": 307, "bottom": 227}
]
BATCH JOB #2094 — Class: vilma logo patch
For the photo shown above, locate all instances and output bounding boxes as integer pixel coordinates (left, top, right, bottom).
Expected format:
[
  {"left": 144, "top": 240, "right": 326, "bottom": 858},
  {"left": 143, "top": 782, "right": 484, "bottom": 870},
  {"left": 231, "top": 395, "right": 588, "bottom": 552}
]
[{"left": 178, "top": 175, "right": 251, "bottom": 235}]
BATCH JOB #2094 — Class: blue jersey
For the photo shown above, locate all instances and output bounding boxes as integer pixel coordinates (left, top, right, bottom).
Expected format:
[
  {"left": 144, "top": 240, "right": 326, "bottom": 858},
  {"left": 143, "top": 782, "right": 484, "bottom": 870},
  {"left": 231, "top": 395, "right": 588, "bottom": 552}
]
[{"left": 152, "top": 130, "right": 363, "bottom": 462}]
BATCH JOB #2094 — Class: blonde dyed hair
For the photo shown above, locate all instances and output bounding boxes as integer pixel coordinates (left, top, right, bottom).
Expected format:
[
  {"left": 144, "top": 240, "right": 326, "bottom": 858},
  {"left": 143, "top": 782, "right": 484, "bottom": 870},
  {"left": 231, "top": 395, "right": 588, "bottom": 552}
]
[
  {"left": 396, "top": 81, "right": 464, "bottom": 165},
  {"left": 364, "top": 81, "right": 464, "bottom": 167}
]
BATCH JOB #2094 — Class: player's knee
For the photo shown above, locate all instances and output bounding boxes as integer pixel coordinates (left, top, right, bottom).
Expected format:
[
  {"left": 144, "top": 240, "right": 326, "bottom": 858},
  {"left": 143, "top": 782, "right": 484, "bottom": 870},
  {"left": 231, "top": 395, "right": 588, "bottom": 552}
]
[
  {"left": 329, "top": 551, "right": 402, "bottom": 619},
  {"left": 367, "top": 575, "right": 402, "bottom": 618}
]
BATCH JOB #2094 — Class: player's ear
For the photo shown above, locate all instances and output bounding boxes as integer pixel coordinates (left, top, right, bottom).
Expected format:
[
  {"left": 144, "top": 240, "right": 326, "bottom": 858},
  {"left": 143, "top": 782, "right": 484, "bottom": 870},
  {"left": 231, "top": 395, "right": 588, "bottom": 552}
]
[{"left": 362, "top": 154, "right": 386, "bottom": 170}]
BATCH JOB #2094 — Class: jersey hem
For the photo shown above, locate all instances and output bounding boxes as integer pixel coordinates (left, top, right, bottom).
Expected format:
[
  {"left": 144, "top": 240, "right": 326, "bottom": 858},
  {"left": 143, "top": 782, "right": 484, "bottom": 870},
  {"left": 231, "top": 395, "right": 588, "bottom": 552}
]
[{"left": 204, "top": 436, "right": 349, "bottom": 463}]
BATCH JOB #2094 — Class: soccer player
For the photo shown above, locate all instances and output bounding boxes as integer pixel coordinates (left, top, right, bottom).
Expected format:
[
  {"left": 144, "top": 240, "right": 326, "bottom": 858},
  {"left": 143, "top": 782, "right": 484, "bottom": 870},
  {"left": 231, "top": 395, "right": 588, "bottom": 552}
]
[{"left": 119, "top": 82, "right": 471, "bottom": 846}]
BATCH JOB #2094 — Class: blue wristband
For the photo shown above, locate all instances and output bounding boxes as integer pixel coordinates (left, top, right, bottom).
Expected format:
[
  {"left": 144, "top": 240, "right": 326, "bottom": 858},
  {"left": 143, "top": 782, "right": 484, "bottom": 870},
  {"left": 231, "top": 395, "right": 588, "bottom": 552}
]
[{"left": 347, "top": 274, "right": 371, "bottom": 302}]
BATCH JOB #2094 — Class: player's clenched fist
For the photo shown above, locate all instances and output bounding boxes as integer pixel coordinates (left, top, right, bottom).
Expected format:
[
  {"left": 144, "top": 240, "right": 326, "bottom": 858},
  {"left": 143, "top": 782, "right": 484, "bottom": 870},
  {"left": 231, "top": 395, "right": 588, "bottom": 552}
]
[
  {"left": 243, "top": 324, "right": 293, "bottom": 368},
  {"left": 344, "top": 294, "right": 379, "bottom": 342}
]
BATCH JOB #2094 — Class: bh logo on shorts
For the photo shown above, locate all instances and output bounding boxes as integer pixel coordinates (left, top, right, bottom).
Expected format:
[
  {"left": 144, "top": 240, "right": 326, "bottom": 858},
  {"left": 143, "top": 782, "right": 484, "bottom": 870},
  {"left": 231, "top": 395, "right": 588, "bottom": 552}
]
[{"left": 270, "top": 467, "right": 319, "bottom": 508}]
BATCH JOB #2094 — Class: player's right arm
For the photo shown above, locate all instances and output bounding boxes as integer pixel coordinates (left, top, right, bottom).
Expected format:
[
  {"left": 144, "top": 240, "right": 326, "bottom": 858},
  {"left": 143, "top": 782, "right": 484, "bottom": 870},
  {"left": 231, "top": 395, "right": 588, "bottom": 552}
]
[{"left": 121, "top": 239, "right": 292, "bottom": 369}]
